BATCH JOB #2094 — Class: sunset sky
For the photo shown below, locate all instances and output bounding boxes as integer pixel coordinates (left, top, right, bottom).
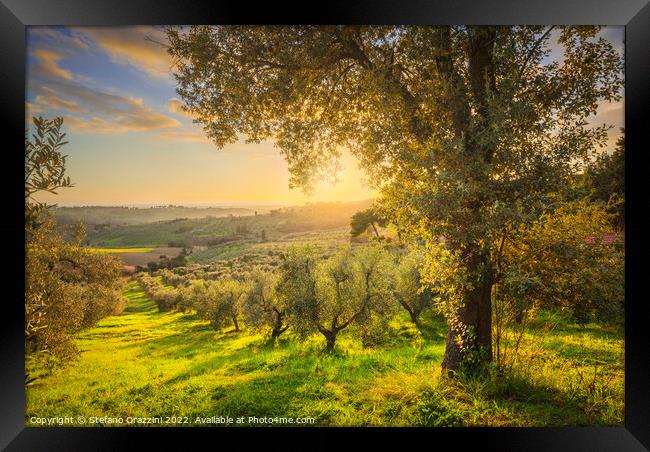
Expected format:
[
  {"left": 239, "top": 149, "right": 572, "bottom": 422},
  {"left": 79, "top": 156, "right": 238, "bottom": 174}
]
[{"left": 26, "top": 26, "right": 624, "bottom": 207}]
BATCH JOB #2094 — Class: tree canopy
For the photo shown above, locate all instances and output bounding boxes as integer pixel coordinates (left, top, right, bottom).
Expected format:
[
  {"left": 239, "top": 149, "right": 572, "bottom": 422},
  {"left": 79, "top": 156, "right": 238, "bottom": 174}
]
[
  {"left": 350, "top": 207, "right": 387, "bottom": 239},
  {"left": 166, "top": 25, "right": 623, "bottom": 371}
]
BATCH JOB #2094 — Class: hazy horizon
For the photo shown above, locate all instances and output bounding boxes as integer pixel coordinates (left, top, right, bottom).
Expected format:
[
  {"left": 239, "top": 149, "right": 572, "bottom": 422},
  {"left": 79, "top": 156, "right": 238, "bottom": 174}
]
[{"left": 52, "top": 198, "right": 375, "bottom": 209}]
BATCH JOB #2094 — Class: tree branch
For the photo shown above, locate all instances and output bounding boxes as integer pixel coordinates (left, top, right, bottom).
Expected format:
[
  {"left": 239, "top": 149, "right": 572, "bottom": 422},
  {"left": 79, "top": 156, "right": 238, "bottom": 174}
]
[{"left": 516, "top": 26, "right": 556, "bottom": 83}]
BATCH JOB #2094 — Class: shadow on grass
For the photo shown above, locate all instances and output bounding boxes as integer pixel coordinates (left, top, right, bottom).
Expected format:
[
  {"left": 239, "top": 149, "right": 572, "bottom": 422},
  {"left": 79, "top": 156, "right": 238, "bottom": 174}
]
[
  {"left": 121, "top": 282, "right": 615, "bottom": 425},
  {"left": 124, "top": 300, "right": 157, "bottom": 314},
  {"left": 417, "top": 314, "right": 447, "bottom": 341},
  {"left": 441, "top": 367, "right": 606, "bottom": 426},
  {"left": 260, "top": 336, "right": 292, "bottom": 349},
  {"left": 204, "top": 373, "right": 308, "bottom": 421},
  {"left": 173, "top": 312, "right": 201, "bottom": 322}
]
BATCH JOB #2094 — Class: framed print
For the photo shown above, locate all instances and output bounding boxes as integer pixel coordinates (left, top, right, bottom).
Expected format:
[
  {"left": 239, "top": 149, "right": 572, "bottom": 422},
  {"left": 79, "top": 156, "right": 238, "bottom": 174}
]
[{"left": 1, "top": 0, "right": 648, "bottom": 450}]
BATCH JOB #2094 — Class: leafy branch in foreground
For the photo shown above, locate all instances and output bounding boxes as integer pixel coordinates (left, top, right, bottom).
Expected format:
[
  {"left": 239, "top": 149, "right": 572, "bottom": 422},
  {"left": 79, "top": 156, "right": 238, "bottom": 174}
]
[{"left": 25, "top": 116, "right": 73, "bottom": 229}]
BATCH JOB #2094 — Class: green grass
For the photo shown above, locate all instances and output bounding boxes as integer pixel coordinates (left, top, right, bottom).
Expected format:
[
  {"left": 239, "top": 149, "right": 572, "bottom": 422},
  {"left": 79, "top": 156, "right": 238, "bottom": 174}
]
[
  {"left": 87, "top": 247, "right": 156, "bottom": 253},
  {"left": 25, "top": 281, "right": 624, "bottom": 427}
]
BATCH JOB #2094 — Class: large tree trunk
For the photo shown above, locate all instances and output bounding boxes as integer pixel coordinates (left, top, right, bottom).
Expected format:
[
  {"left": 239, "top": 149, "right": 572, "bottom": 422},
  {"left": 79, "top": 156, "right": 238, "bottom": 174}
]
[
  {"left": 437, "top": 27, "right": 497, "bottom": 374},
  {"left": 441, "top": 248, "right": 493, "bottom": 373}
]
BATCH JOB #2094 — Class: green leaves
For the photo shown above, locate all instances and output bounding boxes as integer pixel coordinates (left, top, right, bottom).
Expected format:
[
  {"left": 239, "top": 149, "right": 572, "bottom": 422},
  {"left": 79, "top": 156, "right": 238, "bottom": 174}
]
[
  {"left": 25, "top": 116, "right": 74, "bottom": 229},
  {"left": 350, "top": 207, "right": 387, "bottom": 239},
  {"left": 166, "top": 26, "right": 623, "bottom": 367},
  {"left": 27, "top": 215, "right": 126, "bottom": 364}
]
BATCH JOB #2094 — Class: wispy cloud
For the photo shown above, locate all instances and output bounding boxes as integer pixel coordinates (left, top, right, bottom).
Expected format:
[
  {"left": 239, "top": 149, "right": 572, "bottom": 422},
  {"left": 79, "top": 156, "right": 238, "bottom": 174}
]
[
  {"left": 25, "top": 102, "right": 44, "bottom": 123},
  {"left": 29, "top": 27, "right": 91, "bottom": 51},
  {"left": 34, "top": 86, "right": 85, "bottom": 113},
  {"left": 588, "top": 99, "right": 624, "bottom": 128},
  {"left": 61, "top": 103, "right": 181, "bottom": 134},
  {"left": 29, "top": 78, "right": 180, "bottom": 134},
  {"left": 32, "top": 49, "right": 74, "bottom": 81},
  {"left": 74, "top": 26, "right": 173, "bottom": 79}
]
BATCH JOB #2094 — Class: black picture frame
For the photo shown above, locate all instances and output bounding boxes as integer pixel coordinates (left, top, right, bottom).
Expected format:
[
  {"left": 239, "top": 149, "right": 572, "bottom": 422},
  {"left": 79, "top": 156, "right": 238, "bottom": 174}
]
[{"left": 1, "top": 1, "right": 648, "bottom": 450}]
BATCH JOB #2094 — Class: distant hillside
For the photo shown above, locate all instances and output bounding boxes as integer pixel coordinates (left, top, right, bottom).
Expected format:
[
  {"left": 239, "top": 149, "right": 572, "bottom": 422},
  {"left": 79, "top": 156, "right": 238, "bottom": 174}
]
[
  {"left": 268, "top": 199, "right": 374, "bottom": 232},
  {"left": 54, "top": 205, "right": 256, "bottom": 226},
  {"left": 84, "top": 199, "right": 375, "bottom": 249}
]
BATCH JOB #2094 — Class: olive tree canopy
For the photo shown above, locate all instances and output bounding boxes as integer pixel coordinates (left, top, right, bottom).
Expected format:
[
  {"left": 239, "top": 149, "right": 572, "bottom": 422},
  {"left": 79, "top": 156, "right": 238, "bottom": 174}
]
[{"left": 166, "top": 25, "right": 623, "bottom": 371}]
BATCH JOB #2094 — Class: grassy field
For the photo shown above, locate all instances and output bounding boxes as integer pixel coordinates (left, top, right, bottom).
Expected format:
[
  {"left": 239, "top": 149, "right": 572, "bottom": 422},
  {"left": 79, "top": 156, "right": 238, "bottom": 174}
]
[
  {"left": 25, "top": 281, "right": 623, "bottom": 427},
  {"left": 186, "top": 228, "right": 352, "bottom": 265}
]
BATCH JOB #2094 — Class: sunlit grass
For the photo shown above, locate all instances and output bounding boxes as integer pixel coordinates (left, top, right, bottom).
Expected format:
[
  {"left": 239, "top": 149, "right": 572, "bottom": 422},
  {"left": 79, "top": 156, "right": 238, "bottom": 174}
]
[{"left": 25, "top": 281, "right": 624, "bottom": 427}]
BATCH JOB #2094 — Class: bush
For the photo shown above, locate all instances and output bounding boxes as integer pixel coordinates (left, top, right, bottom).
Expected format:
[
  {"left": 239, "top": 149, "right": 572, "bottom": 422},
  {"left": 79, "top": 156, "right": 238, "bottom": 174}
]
[{"left": 26, "top": 216, "right": 126, "bottom": 364}]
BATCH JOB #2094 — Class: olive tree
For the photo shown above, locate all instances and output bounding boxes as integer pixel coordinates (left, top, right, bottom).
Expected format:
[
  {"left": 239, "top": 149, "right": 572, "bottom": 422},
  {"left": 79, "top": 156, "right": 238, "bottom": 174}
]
[
  {"left": 166, "top": 25, "right": 623, "bottom": 371},
  {"left": 394, "top": 248, "right": 437, "bottom": 326},
  {"left": 350, "top": 207, "right": 387, "bottom": 240},
  {"left": 25, "top": 117, "right": 125, "bottom": 364},
  {"left": 241, "top": 269, "right": 288, "bottom": 338},
  {"left": 279, "top": 244, "right": 393, "bottom": 350},
  {"left": 489, "top": 198, "right": 624, "bottom": 370},
  {"left": 498, "top": 198, "right": 624, "bottom": 325},
  {"left": 25, "top": 116, "right": 72, "bottom": 230},
  {"left": 585, "top": 129, "right": 625, "bottom": 229},
  {"left": 208, "top": 278, "right": 247, "bottom": 331}
]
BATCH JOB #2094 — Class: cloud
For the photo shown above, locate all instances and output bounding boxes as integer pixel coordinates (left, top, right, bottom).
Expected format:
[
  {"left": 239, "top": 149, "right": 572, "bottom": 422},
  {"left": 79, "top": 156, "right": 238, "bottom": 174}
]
[
  {"left": 27, "top": 28, "right": 181, "bottom": 136},
  {"left": 167, "top": 98, "right": 195, "bottom": 119},
  {"left": 587, "top": 99, "right": 624, "bottom": 130},
  {"left": 34, "top": 86, "right": 85, "bottom": 113},
  {"left": 64, "top": 108, "right": 180, "bottom": 134},
  {"left": 32, "top": 49, "right": 74, "bottom": 81},
  {"left": 29, "top": 79, "right": 180, "bottom": 134},
  {"left": 28, "top": 27, "right": 91, "bottom": 51},
  {"left": 25, "top": 102, "right": 44, "bottom": 122},
  {"left": 74, "top": 27, "right": 173, "bottom": 79}
]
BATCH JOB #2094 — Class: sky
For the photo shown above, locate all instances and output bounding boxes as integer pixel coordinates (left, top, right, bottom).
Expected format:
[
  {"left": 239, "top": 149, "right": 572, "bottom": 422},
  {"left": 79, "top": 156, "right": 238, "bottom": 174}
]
[{"left": 25, "top": 26, "right": 624, "bottom": 207}]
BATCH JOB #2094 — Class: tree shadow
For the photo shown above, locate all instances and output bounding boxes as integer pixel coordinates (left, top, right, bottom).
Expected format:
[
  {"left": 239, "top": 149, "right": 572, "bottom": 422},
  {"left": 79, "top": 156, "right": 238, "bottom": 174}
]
[
  {"left": 446, "top": 368, "right": 603, "bottom": 426},
  {"left": 123, "top": 298, "right": 157, "bottom": 314},
  {"left": 202, "top": 374, "right": 308, "bottom": 423}
]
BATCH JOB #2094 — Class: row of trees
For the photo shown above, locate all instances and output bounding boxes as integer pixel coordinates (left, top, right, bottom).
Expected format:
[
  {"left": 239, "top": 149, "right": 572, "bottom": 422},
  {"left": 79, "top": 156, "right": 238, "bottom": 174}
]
[{"left": 139, "top": 244, "right": 437, "bottom": 350}]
